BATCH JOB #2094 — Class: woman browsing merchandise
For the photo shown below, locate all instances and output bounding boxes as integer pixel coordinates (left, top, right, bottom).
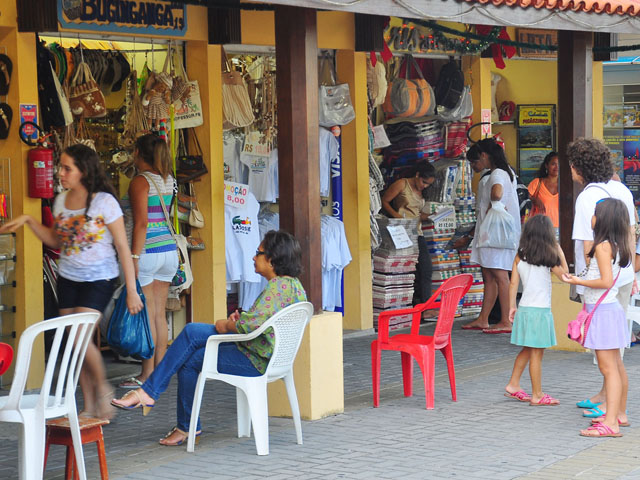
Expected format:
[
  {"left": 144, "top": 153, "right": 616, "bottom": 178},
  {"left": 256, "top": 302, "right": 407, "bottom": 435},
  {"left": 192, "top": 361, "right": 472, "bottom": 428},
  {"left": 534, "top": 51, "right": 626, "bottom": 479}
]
[
  {"left": 381, "top": 163, "right": 436, "bottom": 314},
  {"left": 528, "top": 151, "right": 559, "bottom": 229}
]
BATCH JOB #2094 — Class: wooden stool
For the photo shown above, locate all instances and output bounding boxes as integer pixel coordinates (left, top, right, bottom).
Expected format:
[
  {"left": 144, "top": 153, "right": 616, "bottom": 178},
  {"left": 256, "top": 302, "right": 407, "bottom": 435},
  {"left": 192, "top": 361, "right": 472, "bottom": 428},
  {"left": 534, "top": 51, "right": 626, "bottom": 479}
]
[{"left": 44, "top": 416, "right": 110, "bottom": 480}]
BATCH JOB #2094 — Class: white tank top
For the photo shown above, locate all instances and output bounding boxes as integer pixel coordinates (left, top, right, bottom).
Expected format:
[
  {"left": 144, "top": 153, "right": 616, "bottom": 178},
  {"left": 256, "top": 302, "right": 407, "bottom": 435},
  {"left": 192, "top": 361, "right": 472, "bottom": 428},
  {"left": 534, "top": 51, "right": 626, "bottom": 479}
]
[
  {"left": 517, "top": 260, "right": 552, "bottom": 308},
  {"left": 583, "top": 249, "right": 620, "bottom": 305}
]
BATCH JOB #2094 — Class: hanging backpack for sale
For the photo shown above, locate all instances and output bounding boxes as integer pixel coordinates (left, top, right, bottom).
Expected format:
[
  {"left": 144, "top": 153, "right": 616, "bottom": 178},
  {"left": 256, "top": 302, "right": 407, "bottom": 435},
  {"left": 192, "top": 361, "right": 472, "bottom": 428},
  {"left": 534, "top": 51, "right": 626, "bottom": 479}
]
[
  {"left": 435, "top": 59, "right": 465, "bottom": 111},
  {"left": 515, "top": 175, "right": 532, "bottom": 224}
]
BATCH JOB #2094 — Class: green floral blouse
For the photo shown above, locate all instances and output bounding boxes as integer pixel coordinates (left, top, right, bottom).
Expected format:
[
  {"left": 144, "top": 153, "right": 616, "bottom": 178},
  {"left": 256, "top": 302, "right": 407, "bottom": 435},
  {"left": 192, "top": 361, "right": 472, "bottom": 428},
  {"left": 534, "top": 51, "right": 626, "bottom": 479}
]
[{"left": 236, "top": 276, "right": 307, "bottom": 374}]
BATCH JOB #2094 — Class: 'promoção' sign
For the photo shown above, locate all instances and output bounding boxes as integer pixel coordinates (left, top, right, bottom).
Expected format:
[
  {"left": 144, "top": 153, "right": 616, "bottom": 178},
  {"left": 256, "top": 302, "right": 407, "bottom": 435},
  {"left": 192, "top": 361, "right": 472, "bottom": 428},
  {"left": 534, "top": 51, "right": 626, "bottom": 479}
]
[{"left": 58, "top": 0, "right": 187, "bottom": 37}]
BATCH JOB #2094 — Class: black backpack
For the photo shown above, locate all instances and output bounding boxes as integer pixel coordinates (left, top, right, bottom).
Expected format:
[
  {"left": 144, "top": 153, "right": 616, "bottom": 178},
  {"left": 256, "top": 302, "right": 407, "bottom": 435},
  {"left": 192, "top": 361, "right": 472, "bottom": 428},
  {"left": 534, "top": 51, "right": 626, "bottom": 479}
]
[{"left": 435, "top": 59, "right": 465, "bottom": 110}]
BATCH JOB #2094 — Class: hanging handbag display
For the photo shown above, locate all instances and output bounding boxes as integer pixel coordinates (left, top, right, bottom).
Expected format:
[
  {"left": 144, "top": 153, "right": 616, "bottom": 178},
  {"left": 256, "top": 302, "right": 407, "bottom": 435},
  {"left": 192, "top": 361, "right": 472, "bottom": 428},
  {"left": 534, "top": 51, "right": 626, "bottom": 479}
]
[
  {"left": 221, "top": 48, "right": 255, "bottom": 129},
  {"left": 106, "top": 280, "right": 154, "bottom": 360},
  {"left": 318, "top": 55, "right": 356, "bottom": 127},
  {"left": 383, "top": 55, "right": 431, "bottom": 119},
  {"left": 69, "top": 61, "right": 106, "bottom": 118},
  {"left": 143, "top": 173, "right": 194, "bottom": 293},
  {"left": 177, "top": 129, "right": 208, "bottom": 183},
  {"left": 567, "top": 270, "right": 620, "bottom": 346},
  {"left": 171, "top": 49, "right": 204, "bottom": 129},
  {"left": 187, "top": 183, "right": 205, "bottom": 229}
]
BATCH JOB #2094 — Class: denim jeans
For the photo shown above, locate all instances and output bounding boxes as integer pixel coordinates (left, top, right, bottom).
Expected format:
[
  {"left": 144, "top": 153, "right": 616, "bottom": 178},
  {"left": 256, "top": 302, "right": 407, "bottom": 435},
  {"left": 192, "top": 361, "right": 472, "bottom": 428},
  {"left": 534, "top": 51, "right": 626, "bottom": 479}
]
[{"left": 142, "top": 323, "right": 261, "bottom": 432}]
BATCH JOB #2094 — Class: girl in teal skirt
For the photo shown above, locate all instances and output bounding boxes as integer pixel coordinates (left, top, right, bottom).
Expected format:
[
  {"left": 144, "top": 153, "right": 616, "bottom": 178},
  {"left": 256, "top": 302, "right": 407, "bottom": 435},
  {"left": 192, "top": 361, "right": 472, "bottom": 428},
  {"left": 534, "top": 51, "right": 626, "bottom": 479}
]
[{"left": 504, "top": 215, "right": 568, "bottom": 406}]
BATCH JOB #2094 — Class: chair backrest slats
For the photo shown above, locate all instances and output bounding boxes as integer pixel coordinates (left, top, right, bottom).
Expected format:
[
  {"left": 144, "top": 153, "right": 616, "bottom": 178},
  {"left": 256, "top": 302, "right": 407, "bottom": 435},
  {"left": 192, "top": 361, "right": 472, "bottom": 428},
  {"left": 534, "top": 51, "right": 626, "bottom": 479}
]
[
  {"left": 4, "top": 313, "right": 99, "bottom": 414},
  {"left": 265, "top": 302, "right": 313, "bottom": 378},
  {"left": 433, "top": 274, "right": 473, "bottom": 347}
]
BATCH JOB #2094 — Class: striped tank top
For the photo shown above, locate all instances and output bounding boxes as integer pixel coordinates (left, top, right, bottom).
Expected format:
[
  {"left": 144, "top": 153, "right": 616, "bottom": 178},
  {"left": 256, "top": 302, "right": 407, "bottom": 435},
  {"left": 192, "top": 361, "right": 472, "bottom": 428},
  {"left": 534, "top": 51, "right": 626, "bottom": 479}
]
[{"left": 123, "top": 172, "right": 176, "bottom": 254}]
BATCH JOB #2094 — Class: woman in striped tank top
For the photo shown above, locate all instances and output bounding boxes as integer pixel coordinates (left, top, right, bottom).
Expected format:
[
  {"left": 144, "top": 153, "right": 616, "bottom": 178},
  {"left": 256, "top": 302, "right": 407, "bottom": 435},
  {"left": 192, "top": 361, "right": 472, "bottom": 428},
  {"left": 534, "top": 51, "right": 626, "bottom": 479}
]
[{"left": 120, "top": 134, "right": 179, "bottom": 388}]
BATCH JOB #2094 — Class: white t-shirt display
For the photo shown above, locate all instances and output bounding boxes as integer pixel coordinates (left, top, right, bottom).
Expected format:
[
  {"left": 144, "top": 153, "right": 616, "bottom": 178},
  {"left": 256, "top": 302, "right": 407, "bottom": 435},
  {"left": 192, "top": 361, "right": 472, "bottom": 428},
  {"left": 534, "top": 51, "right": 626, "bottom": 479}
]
[
  {"left": 53, "top": 191, "right": 122, "bottom": 282},
  {"left": 239, "top": 148, "right": 279, "bottom": 203},
  {"left": 474, "top": 168, "right": 521, "bottom": 270},
  {"left": 319, "top": 127, "right": 339, "bottom": 197},
  {"left": 572, "top": 181, "right": 636, "bottom": 294},
  {"left": 224, "top": 191, "right": 261, "bottom": 284},
  {"left": 223, "top": 132, "right": 246, "bottom": 184},
  {"left": 321, "top": 215, "right": 352, "bottom": 311}
]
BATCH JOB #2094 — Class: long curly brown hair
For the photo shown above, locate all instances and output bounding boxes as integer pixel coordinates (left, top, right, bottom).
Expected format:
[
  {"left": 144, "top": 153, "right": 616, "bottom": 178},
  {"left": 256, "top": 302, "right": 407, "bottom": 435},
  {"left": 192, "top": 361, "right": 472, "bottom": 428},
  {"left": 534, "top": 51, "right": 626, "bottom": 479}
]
[
  {"left": 566, "top": 138, "right": 613, "bottom": 185},
  {"left": 63, "top": 144, "right": 119, "bottom": 215}
]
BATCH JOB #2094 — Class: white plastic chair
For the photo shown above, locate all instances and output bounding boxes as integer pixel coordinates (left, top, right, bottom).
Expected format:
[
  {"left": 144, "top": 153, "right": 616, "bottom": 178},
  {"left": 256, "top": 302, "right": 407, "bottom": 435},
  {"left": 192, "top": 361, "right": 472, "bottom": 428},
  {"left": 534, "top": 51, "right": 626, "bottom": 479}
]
[
  {"left": 627, "top": 292, "right": 640, "bottom": 348},
  {"left": 0, "top": 312, "right": 100, "bottom": 480},
  {"left": 187, "top": 301, "right": 313, "bottom": 455}
]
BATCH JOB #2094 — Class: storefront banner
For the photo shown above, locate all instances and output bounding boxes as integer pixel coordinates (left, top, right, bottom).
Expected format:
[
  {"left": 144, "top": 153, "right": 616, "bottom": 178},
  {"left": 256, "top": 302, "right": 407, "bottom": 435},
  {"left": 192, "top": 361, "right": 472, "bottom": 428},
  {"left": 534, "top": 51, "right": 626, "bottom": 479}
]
[
  {"left": 518, "top": 106, "right": 554, "bottom": 127},
  {"left": 224, "top": 181, "right": 249, "bottom": 207},
  {"left": 58, "top": 0, "right": 187, "bottom": 37}
]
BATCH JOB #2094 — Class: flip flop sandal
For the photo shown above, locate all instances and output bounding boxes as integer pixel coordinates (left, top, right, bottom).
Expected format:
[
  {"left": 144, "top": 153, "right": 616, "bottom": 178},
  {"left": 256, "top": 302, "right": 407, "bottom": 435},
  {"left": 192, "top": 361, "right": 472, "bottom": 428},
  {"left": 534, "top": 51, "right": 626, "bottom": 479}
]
[
  {"left": 0, "top": 54, "right": 13, "bottom": 95},
  {"left": 583, "top": 406, "right": 606, "bottom": 418},
  {"left": 482, "top": 328, "right": 512, "bottom": 334},
  {"left": 530, "top": 393, "right": 560, "bottom": 406},
  {"left": 576, "top": 399, "right": 603, "bottom": 409},
  {"left": 591, "top": 417, "right": 630, "bottom": 427},
  {"left": 118, "top": 376, "right": 144, "bottom": 388},
  {"left": 159, "top": 426, "right": 201, "bottom": 446},
  {"left": 0, "top": 104, "right": 12, "bottom": 140},
  {"left": 461, "top": 324, "right": 485, "bottom": 330},
  {"left": 580, "top": 422, "right": 623, "bottom": 438},
  {"left": 504, "top": 390, "right": 531, "bottom": 402}
]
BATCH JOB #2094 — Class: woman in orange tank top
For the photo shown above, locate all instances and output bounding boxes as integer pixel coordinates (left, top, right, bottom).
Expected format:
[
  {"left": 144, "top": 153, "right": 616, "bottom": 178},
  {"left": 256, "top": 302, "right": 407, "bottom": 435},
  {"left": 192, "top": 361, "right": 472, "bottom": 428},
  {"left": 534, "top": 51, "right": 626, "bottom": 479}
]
[{"left": 528, "top": 152, "right": 559, "bottom": 229}]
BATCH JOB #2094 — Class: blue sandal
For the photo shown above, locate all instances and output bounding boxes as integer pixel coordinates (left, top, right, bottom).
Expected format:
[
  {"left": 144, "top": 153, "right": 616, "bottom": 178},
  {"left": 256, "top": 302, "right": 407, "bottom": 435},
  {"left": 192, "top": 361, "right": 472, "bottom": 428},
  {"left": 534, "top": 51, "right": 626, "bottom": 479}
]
[
  {"left": 583, "top": 406, "right": 605, "bottom": 418},
  {"left": 576, "top": 399, "right": 603, "bottom": 409}
]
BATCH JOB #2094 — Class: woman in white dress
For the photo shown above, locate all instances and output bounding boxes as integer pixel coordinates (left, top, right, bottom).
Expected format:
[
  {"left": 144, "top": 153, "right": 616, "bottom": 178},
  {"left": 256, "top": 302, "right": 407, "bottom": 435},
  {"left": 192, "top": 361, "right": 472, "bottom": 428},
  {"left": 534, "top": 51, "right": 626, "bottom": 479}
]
[{"left": 463, "top": 138, "right": 521, "bottom": 333}]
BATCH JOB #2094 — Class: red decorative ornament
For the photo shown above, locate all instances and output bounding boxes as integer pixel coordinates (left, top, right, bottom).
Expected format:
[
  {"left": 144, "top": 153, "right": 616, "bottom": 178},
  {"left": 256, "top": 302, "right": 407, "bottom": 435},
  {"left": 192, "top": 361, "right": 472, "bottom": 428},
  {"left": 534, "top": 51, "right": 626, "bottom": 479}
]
[{"left": 475, "top": 25, "right": 516, "bottom": 70}]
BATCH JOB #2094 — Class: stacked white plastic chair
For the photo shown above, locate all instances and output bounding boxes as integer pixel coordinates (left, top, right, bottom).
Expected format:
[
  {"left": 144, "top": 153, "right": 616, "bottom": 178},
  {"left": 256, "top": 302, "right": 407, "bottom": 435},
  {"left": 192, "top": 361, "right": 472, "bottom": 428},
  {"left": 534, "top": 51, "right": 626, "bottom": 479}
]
[
  {"left": 0, "top": 312, "right": 100, "bottom": 479},
  {"left": 627, "top": 292, "right": 640, "bottom": 348},
  {"left": 187, "top": 301, "right": 313, "bottom": 455}
]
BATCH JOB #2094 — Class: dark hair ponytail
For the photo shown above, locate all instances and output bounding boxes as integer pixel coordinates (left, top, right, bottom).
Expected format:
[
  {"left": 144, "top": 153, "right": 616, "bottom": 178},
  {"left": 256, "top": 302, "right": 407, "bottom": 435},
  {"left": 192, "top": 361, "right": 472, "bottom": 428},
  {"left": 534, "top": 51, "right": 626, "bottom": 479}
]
[
  {"left": 477, "top": 138, "right": 514, "bottom": 182},
  {"left": 63, "top": 144, "right": 119, "bottom": 215}
]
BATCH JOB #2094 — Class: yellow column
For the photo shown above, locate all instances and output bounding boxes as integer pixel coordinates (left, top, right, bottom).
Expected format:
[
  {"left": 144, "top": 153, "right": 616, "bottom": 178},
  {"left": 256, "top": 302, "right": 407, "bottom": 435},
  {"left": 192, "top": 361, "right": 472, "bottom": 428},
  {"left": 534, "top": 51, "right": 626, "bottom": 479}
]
[
  {"left": 592, "top": 61, "right": 604, "bottom": 140},
  {"left": 336, "top": 50, "right": 372, "bottom": 330},
  {"left": 467, "top": 57, "right": 493, "bottom": 190},
  {"left": 185, "top": 42, "right": 226, "bottom": 324},
  {"left": 0, "top": 27, "right": 44, "bottom": 388}
]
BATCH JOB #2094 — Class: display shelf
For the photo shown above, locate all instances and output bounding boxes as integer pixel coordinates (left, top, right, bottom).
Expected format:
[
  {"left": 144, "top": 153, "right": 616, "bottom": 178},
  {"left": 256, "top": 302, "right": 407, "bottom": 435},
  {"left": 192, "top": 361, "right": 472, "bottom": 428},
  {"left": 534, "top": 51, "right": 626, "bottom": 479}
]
[{"left": 0, "top": 233, "right": 16, "bottom": 389}]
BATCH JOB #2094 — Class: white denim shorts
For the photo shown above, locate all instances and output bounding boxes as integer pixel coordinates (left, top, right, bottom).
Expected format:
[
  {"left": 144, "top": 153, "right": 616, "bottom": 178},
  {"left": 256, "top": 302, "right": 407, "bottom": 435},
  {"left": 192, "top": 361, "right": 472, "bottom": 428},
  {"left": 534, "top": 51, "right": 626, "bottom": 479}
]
[{"left": 138, "top": 250, "right": 179, "bottom": 286}]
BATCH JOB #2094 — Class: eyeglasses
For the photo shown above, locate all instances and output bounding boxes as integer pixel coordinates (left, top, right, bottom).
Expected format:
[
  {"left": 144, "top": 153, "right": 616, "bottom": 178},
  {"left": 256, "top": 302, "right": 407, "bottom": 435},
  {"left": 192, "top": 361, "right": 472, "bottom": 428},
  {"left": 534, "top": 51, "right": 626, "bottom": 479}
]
[{"left": 255, "top": 249, "right": 266, "bottom": 257}]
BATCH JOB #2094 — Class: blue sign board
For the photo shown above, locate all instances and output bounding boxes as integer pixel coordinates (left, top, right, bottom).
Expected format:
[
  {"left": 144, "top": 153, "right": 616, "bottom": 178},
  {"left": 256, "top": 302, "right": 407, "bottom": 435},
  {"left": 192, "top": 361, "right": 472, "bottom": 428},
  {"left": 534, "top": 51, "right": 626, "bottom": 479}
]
[{"left": 58, "top": 0, "right": 187, "bottom": 37}]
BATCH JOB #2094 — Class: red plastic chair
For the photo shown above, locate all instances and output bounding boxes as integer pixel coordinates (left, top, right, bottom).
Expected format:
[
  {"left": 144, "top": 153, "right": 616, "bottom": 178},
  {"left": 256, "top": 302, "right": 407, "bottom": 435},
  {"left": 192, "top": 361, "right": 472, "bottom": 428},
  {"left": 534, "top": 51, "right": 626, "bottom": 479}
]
[
  {"left": 371, "top": 274, "right": 473, "bottom": 410},
  {"left": 0, "top": 342, "right": 12, "bottom": 376}
]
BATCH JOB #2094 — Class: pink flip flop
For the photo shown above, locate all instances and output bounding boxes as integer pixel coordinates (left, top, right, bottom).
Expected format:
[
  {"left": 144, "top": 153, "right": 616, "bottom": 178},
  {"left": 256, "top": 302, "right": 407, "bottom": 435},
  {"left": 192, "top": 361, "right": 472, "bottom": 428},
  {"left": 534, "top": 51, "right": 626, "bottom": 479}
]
[
  {"left": 482, "top": 328, "right": 512, "bottom": 334},
  {"left": 504, "top": 390, "right": 531, "bottom": 402},
  {"left": 530, "top": 393, "right": 560, "bottom": 406},
  {"left": 591, "top": 417, "right": 630, "bottom": 427},
  {"left": 580, "top": 422, "right": 623, "bottom": 438}
]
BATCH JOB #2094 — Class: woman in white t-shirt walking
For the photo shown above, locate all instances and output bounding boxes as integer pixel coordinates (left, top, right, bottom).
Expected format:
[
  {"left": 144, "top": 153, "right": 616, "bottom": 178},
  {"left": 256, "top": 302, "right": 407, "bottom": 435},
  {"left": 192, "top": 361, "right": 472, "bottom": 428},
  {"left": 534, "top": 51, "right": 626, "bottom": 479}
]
[
  {"left": 0, "top": 144, "right": 143, "bottom": 419},
  {"left": 463, "top": 138, "right": 521, "bottom": 333}
]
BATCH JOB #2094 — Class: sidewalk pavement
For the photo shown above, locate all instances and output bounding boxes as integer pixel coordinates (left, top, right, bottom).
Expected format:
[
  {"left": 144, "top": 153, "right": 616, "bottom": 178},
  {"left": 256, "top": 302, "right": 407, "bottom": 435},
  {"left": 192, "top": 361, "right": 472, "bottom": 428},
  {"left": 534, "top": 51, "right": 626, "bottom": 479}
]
[{"left": 1, "top": 319, "right": 639, "bottom": 479}]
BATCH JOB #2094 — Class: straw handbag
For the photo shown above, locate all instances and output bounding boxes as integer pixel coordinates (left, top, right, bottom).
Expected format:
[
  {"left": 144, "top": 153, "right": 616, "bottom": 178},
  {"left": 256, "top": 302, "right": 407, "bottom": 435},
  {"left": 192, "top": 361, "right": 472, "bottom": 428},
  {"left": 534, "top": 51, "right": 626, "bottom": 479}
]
[{"left": 221, "top": 48, "right": 254, "bottom": 129}]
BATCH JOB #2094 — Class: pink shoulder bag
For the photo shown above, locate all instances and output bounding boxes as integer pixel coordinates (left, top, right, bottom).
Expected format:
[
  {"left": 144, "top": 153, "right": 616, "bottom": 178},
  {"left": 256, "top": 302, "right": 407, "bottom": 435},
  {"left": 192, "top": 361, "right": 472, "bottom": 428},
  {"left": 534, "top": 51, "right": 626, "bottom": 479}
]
[{"left": 567, "top": 269, "right": 620, "bottom": 346}]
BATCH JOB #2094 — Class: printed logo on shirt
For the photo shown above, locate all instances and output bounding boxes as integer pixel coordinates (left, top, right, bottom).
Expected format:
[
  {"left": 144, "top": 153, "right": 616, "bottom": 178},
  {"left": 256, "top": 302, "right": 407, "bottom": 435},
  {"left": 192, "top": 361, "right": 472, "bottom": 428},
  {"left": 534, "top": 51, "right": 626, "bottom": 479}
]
[
  {"left": 250, "top": 158, "right": 267, "bottom": 172},
  {"left": 232, "top": 216, "right": 252, "bottom": 234}
]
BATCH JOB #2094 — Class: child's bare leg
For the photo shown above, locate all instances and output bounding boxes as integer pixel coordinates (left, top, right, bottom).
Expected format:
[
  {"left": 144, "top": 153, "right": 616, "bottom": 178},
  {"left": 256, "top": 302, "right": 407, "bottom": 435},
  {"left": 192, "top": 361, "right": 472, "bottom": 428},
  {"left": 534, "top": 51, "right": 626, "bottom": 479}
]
[
  {"left": 616, "top": 353, "right": 628, "bottom": 424},
  {"left": 529, "top": 348, "right": 545, "bottom": 403},
  {"left": 595, "top": 349, "right": 621, "bottom": 432},
  {"left": 506, "top": 347, "right": 531, "bottom": 394}
]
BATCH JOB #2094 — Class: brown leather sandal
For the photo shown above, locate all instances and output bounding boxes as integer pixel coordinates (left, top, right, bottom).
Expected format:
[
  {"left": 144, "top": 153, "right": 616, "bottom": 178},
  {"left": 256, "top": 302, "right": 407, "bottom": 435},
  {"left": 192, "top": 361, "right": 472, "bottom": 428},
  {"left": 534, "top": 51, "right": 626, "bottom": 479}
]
[{"left": 159, "top": 426, "right": 201, "bottom": 446}]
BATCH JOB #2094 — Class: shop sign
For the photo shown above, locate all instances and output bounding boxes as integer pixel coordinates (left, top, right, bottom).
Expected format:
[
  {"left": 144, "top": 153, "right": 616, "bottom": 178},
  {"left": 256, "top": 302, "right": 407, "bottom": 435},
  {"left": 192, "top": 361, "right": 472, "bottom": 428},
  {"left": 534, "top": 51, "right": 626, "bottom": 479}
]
[
  {"left": 58, "top": 0, "right": 187, "bottom": 37},
  {"left": 518, "top": 106, "right": 554, "bottom": 128},
  {"left": 224, "top": 181, "right": 249, "bottom": 207},
  {"left": 481, "top": 109, "right": 492, "bottom": 136},
  {"left": 242, "top": 132, "right": 271, "bottom": 157},
  {"left": 516, "top": 29, "right": 557, "bottom": 59},
  {"left": 386, "top": 225, "right": 413, "bottom": 249}
]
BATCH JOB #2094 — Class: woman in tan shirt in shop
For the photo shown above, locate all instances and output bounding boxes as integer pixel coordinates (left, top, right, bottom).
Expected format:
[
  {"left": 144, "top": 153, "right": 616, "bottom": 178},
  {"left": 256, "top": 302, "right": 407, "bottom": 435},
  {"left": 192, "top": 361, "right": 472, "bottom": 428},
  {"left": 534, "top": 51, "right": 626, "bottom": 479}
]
[{"left": 382, "top": 163, "right": 436, "bottom": 313}]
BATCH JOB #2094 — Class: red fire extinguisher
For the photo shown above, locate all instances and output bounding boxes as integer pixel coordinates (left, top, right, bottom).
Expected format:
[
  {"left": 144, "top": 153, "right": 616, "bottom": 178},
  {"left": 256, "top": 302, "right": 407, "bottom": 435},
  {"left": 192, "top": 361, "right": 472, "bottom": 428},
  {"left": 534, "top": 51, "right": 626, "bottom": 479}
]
[{"left": 19, "top": 121, "right": 54, "bottom": 199}]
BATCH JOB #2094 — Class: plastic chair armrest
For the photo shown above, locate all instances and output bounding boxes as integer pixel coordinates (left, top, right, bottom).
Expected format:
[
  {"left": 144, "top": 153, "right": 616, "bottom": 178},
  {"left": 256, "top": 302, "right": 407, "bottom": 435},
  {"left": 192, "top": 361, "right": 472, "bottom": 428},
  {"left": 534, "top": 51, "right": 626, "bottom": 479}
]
[
  {"left": 201, "top": 318, "right": 276, "bottom": 374},
  {"left": 377, "top": 306, "right": 420, "bottom": 343}
]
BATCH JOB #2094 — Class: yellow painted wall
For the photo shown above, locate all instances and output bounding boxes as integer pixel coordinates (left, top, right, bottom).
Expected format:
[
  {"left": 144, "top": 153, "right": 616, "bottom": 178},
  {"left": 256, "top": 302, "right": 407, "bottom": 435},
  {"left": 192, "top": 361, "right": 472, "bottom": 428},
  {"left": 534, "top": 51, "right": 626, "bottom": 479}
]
[
  {"left": 241, "top": 10, "right": 354, "bottom": 50},
  {"left": 491, "top": 58, "right": 558, "bottom": 168}
]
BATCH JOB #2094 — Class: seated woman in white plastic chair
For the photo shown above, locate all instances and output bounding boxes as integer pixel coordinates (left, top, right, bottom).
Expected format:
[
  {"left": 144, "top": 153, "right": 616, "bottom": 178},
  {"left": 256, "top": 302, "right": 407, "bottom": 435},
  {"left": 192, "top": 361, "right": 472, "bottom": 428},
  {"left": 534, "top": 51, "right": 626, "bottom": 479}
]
[{"left": 112, "top": 230, "right": 307, "bottom": 446}]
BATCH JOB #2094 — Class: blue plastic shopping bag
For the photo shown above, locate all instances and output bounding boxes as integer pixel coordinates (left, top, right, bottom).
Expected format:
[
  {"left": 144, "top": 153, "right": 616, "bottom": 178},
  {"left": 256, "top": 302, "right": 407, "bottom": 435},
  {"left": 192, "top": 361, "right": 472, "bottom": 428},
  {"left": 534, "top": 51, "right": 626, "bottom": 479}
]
[{"left": 106, "top": 281, "right": 154, "bottom": 360}]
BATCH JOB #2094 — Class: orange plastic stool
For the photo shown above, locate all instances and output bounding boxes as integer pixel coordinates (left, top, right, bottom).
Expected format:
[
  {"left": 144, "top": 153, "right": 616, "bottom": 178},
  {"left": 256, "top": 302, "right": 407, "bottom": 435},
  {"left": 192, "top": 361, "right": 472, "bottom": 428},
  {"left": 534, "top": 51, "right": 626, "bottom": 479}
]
[{"left": 44, "top": 416, "right": 110, "bottom": 479}]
